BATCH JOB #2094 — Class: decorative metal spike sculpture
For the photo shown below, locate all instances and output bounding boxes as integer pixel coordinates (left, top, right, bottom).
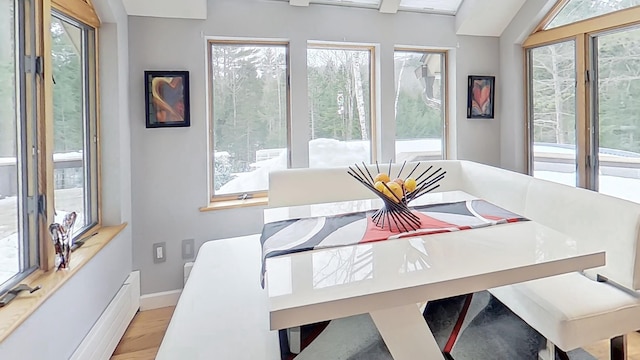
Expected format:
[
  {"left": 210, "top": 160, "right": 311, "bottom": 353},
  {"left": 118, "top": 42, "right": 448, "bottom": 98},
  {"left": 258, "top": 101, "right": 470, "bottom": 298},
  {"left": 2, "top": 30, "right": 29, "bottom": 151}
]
[
  {"left": 348, "top": 161, "right": 446, "bottom": 232},
  {"left": 49, "top": 211, "right": 77, "bottom": 270}
]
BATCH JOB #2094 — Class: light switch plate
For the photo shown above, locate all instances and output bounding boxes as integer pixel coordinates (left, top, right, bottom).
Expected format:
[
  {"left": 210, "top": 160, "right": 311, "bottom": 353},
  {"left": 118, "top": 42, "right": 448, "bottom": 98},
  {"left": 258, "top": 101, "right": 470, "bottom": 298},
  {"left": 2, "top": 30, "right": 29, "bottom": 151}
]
[
  {"left": 153, "top": 242, "right": 166, "bottom": 263},
  {"left": 182, "top": 239, "right": 195, "bottom": 260}
]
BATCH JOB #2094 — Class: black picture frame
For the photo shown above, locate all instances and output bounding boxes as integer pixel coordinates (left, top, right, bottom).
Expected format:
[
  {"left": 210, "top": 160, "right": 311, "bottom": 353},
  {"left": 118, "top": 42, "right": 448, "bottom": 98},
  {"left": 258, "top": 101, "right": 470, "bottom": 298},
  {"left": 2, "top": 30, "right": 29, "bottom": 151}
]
[
  {"left": 145, "top": 70, "right": 190, "bottom": 128},
  {"left": 467, "top": 75, "right": 495, "bottom": 119}
]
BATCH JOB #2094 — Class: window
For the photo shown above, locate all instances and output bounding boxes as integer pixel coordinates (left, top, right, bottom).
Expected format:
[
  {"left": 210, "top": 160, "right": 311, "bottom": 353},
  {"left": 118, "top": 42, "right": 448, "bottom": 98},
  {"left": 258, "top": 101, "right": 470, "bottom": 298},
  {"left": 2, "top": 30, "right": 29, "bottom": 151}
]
[
  {"left": 0, "top": 0, "right": 37, "bottom": 290},
  {"left": 209, "top": 41, "right": 289, "bottom": 199},
  {"left": 307, "top": 45, "right": 374, "bottom": 168},
  {"left": 51, "top": 12, "right": 98, "bottom": 234},
  {"left": 394, "top": 50, "right": 446, "bottom": 162},
  {"left": 528, "top": 41, "right": 577, "bottom": 187},
  {"left": 593, "top": 26, "right": 640, "bottom": 203},
  {"left": 545, "top": 0, "right": 640, "bottom": 29},
  {"left": 526, "top": 0, "right": 640, "bottom": 203},
  {"left": 0, "top": 0, "right": 100, "bottom": 292}
]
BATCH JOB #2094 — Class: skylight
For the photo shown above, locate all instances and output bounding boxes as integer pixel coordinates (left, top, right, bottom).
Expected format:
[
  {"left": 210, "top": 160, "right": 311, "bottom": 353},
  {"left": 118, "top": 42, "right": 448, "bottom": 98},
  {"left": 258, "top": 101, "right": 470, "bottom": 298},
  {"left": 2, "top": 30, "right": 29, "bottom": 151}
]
[
  {"left": 290, "top": 0, "right": 464, "bottom": 14},
  {"left": 546, "top": 0, "right": 640, "bottom": 29},
  {"left": 311, "top": 0, "right": 382, "bottom": 9},
  {"left": 399, "top": 0, "right": 463, "bottom": 14}
]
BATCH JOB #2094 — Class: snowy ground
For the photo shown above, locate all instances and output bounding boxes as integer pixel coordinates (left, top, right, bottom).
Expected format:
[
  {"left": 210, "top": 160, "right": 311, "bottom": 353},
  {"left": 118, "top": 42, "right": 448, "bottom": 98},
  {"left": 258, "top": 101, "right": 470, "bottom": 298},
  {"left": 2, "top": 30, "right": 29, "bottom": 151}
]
[
  {"left": 0, "top": 188, "right": 84, "bottom": 285},
  {"left": 218, "top": 138, "right": 442, "bottom": 195}
]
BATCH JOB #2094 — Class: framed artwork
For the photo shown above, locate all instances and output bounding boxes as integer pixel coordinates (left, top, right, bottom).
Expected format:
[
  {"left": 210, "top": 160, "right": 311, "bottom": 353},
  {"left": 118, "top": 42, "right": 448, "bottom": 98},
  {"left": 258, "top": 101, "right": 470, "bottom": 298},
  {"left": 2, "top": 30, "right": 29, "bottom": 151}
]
[
  {"left": 467, "top": 75, "right": 495, "bottom": 119},
  {"left": 145, "top": 70, "right": 190, "bottom": 128}
]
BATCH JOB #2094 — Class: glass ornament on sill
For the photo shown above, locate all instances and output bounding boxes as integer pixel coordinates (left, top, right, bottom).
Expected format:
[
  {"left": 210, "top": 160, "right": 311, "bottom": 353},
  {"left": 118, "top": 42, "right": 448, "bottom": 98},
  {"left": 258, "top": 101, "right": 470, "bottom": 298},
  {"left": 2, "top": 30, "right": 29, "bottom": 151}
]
[
  {"left": 348, "top": 161, "right": 446, "bottom": 233},
  {"left": 49, "top": 211, "right": 77, "bottom": 270}
]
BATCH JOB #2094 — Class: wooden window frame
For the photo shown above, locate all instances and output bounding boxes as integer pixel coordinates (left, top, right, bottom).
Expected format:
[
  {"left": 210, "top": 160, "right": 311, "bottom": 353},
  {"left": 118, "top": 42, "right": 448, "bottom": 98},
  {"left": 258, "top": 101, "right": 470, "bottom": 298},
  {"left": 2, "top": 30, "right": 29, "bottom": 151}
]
[
  {"left": 524, "top": 2, "right": 640, "bottom": 187},
  {"left": 41, "top": 0, "right": 101, "bottom": 270},
  {"left": 207, "top": 39, "right": 291, "bottom": 204},
  {"left": 307, "top": 42, "right": 378, "bottom": 163},
  {"left": 393, "top": 47, "right": 450, "bottom": 160}
]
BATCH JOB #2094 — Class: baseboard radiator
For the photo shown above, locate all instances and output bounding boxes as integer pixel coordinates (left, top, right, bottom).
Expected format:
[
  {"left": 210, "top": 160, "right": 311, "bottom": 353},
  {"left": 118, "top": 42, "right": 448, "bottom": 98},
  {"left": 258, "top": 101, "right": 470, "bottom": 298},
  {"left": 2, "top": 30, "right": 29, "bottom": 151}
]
[{"left": 71, "top": 271, "right": 141, "bottom": 360}]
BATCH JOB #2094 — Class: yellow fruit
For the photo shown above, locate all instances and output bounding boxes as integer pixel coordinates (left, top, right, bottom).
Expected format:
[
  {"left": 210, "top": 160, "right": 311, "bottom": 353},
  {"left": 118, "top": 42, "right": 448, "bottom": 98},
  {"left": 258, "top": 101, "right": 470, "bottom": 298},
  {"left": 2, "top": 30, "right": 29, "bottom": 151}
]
[
  {"left": 374, "top": 181, "right": 385, "bottom": 193},
  {"left": 374, "top": 173, "right": 390, "bottom": 184},
  {"left": 386, "top": 182, "right": 403, "bottom": 202},
  {"left": 393, "top": 178, "right": 404, "bottom": 186},
  {"left": 404, "top": 177, "right": 417, "bottom": 192}
]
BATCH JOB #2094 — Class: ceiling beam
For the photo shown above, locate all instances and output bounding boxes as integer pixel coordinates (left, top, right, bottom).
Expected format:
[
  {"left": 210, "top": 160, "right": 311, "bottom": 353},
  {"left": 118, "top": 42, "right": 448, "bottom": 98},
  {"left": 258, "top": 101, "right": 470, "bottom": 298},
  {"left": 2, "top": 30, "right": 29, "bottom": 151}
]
[
  {"left": 290, "top": 0, "right": 310, "bottom": 6},
  {"left": 379, "top": 0, "right": 400, "bottom": 14},
  {"left": 122, "top": 0, "right": 207, "bottom": 19}
]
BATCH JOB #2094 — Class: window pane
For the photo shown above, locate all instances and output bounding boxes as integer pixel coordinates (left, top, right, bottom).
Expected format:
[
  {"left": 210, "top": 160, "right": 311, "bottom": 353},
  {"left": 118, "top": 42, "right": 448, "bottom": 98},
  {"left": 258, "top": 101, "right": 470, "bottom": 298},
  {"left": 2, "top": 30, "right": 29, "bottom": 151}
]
[
  {"left": 530, "top": 41, "right": 577, "bottom": 187},
  {"left": 595, "top": 27, "right": 640, "bottom": 203},
  {"left": 0, "top": 0, "right": 19, "bottom": 285},
  {"left": 547, "top": 0, "right": 640, "bottom": 29},
  {"left": 308, "top": 47, "right": 372, "bottom": 168},
  {"left": 394, "top": 51, "right": 444, "bottom": 162},
  {"left": 51, "top": 16, "right": 87, "bottom": 234},
  {"left": 211, "top": 44, "right": 288, "bottom": 195}
]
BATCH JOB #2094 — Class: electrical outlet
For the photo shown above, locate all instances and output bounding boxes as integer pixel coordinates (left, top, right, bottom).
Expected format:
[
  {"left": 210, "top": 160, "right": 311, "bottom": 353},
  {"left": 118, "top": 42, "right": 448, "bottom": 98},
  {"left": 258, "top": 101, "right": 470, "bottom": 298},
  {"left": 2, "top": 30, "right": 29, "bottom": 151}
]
[
  {"left": 182, "top": 239, "right": 195, "bottom": 260},
  {"left": 153, "top": 242, "right": 166, "bottom": 263}
]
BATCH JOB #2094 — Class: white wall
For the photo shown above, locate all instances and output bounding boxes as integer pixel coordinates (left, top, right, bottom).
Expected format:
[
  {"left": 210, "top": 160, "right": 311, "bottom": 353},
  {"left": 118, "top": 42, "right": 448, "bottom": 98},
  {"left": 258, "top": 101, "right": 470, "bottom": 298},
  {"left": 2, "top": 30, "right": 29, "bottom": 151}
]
[
  {"left": 128, "top": 0, "right": 502, "bottom": 295},
  {"left": 0, "top": 0, "right": 134, "bottom": 357},
  {"left": 499, "top": 0, "right": 556, "bottom": 172}
]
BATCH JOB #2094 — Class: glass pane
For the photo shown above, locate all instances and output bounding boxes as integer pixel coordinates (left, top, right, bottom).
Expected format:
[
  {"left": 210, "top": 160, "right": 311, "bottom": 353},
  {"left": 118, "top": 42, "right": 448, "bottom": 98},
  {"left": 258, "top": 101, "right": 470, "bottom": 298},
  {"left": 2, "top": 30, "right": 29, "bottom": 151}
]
[
  {"left": 394, "top": 51, "right": 444, "bottom": 162},
  {"left": 530, "top": 41, "right": 577, "bottom": 187},
  {"left": 547, "top": 0, "right": 640, "bottom": 29},
  {"left": 399, "top": 0, "right": 463, "bottom": 13},
  {"left": 595, "top": 27, "right": 640, "bottom": 203},
  {"left": 211, "top": 44, "right": 288, "bottom": 195},
  {"left": 308, "top": 47, "right": 372, "bottom": 168},
  {"left": 0, "top": 0, "right": 19, "bottom": 285},
  {"left": 51, "top": 16, "right": 86, "bottom": 234},
  {"left": 311, "top": 0, "right": 379, "bottom": 7}
]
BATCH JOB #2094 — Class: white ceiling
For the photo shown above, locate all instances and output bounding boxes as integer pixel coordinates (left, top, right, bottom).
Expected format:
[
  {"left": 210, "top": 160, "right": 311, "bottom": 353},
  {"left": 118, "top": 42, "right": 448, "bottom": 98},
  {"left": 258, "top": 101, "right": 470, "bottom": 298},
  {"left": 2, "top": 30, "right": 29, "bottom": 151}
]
[
  {"left": 456, "top": 0, "right": 527, "bottom": 37},
  {"left": 119, "top": 0, "right": 526, "bottom": 37}
]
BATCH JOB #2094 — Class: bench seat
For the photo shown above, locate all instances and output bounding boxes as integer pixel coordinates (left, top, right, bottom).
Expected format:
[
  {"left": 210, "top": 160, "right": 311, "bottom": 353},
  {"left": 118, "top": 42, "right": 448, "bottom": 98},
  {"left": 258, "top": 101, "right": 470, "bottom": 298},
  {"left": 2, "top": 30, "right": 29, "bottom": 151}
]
[
  {"left": 490, "top": 272, "right": 640, "bottom": 351},
  {"left": 156, "top": 235, "right": 280, "bottom": 360}
]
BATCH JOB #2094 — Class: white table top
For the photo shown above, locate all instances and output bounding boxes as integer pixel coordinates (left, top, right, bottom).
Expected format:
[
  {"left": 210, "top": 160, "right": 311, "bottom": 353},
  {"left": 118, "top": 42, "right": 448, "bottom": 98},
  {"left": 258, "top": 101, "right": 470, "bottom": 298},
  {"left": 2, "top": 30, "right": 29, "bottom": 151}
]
[{"left": 263, "top": 191, "right": 606, "bottom": 330}]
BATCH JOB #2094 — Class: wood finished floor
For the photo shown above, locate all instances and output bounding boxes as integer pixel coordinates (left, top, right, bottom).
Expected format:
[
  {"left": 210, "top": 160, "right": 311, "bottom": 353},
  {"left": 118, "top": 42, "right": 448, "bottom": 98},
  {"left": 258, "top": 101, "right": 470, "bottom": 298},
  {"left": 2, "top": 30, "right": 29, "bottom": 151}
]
[
  {"left": 110, "top": 306, "right": 174, "bottom": 360},
  {"left": 111, "top": 306, "right": 640, "bottom": 360}
]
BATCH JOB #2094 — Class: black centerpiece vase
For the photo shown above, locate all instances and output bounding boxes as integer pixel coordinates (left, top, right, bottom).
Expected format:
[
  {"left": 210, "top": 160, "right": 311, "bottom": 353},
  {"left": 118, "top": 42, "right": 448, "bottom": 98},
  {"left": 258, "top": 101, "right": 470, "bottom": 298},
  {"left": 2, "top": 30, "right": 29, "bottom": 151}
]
[{"left": 348, "top": 161, "right": 446, "bottom": 233}]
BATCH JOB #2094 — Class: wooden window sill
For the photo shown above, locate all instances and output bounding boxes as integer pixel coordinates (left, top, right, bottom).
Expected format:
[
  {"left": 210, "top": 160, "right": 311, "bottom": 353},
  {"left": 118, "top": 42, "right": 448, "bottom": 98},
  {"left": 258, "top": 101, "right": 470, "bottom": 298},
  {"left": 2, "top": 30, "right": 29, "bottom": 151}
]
[
  {"left": 0, "top": 223, "right": 127, "bottom": 343},
  {"left": 200, "top": 197, "right": 268, "bottom": 211}
]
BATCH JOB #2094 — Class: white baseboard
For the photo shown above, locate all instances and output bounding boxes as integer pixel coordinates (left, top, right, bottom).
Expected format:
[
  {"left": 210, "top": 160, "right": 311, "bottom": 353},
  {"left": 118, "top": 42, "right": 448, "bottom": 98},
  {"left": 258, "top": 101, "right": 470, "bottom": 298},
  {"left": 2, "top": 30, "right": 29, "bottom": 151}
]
[
  {"left": 71, "top": 271, "right": 140, "bottom": 360},
  {"left": 140, "top": 289, "right": 182, "bottom": 311}
]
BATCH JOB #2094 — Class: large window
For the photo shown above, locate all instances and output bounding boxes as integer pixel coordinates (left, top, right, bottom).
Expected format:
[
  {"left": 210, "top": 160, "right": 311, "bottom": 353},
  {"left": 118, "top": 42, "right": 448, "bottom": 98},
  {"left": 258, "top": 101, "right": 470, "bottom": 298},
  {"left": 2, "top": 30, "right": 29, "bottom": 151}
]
[
  {"left": 307, "top": 45, "right": 373, "bottom": 168},
  {"left": 546, "top": 0, "right": 640, "bottom": 29},
  {"left": 209, "top": 41, "right": 289, "bottom": 199},
  {"left": 0, "top": 0, "right": 35, "bottom": 290},
  {"left": 529, "top": 41, "right": 577, "bottom": 187},
  {"left": 526, "top": 0, "right": 640, "bottom": 203},
  {"left": 394, "top": 50, "right": 446, "bottom": 162},
  {"left": 51, "top": 12, "right": 98, "bottom": 234},
  {"left": 594, "top": 26, "right": 640, "bottom": 203},
  {"left": 0, "top": 0, "right": 100, "bottom": 292}
]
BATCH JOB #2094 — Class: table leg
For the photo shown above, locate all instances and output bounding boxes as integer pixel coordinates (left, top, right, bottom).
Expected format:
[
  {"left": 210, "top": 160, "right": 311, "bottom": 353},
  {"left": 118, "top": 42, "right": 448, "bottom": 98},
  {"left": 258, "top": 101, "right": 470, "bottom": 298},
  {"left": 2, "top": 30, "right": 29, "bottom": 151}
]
[{"left": 370, "top": 303, "right": 444, "bottom": 360}]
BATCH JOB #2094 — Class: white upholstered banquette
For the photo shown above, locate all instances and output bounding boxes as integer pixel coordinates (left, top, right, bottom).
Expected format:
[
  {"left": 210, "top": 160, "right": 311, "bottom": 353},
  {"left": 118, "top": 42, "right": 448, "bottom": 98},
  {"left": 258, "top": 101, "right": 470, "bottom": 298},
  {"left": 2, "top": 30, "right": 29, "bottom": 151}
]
[{"left": 269, "top": 160, "right": 640, "bottom": 357}]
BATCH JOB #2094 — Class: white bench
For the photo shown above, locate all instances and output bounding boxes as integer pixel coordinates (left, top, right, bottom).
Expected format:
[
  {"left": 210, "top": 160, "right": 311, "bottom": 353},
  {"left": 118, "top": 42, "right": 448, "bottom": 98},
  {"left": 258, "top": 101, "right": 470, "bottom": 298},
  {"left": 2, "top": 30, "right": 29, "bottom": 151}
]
[
  {"left": 156, "top": 235, "right": 280, "bottom": 360},
  {"left": 269, "top": 160, "right": 640, "bottom": 359}
]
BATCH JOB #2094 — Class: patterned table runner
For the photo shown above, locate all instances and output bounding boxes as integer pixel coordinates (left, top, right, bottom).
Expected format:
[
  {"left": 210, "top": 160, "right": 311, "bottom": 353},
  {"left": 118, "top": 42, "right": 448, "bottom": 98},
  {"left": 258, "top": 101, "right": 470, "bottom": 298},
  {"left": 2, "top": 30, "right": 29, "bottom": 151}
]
[{"left": 261, "top": 199, "right": 528, "bottom": 287}]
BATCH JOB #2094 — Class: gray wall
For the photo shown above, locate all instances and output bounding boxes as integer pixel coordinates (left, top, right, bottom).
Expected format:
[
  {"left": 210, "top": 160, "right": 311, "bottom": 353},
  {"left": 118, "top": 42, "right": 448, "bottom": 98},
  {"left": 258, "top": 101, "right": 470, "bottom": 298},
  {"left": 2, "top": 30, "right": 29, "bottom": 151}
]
[
  {"left": 499, "top": 0, "right": 556, "bottom": 172},
  {"left": 128, "top": 0, "right": 503, "bottom": 295},
  {"left": 0, "top": 0, "right": 134, "bottom": 357}
]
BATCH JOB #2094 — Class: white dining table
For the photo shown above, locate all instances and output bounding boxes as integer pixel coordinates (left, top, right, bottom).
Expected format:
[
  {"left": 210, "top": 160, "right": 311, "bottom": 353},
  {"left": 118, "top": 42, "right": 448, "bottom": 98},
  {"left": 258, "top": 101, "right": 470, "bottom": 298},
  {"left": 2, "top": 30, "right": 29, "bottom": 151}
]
[{"left": 262, "top": 191, "right": 606, "bottom": 360}]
